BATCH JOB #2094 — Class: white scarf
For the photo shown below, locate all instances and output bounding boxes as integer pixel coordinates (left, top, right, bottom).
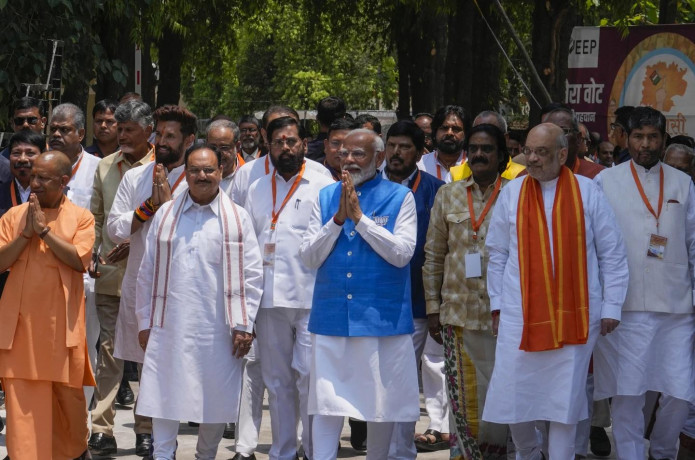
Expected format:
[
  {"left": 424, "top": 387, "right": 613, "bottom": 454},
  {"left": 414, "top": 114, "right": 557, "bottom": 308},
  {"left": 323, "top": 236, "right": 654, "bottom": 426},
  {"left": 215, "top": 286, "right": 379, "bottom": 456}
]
[{"left": 150, "top": 190, "right": 248, "bottom": 331}]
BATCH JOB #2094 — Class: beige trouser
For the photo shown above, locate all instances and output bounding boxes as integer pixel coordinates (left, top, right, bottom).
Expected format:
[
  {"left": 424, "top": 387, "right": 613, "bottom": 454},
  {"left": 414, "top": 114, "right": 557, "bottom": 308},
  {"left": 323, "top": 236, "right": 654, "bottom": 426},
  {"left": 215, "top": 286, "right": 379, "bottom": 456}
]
[{"left": 91, "top": 293, "right": 152, "bottom": 436}]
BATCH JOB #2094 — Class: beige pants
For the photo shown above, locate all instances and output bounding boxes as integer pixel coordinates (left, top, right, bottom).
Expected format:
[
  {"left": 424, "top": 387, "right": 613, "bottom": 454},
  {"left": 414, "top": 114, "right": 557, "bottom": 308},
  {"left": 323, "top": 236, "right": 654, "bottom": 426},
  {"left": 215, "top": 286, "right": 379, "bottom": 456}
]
[{"left": 91, "top": 293, "right": 151, "bottom": 436}]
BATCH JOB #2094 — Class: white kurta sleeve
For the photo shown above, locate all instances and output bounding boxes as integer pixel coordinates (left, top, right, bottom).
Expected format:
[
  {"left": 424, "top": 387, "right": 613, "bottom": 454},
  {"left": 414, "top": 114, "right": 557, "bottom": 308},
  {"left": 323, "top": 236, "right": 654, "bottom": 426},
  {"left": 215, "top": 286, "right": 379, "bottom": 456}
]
[
  {"left": 588, "top": 182, "right": 629, "bottom": 320},
  {"left": 485, "top": 185, "right": 511, "bottom": 312},
  {"left": 135, "top": 206, "right": 164, "bottom": 332},
  {"left": 107, "top": 169, "right": 136, "bottom": 244},
  {"left": 353, "top": 191, "right": 417, "bottom": 268},
  {"left": 298, "top": 194, "right": 342, "bottom": 269},
  {"left": 685, "top": 181, "right": 695, "bottom": 306},
  {"left": 236, "top": 206, "right": 263, "bottom": 332}
]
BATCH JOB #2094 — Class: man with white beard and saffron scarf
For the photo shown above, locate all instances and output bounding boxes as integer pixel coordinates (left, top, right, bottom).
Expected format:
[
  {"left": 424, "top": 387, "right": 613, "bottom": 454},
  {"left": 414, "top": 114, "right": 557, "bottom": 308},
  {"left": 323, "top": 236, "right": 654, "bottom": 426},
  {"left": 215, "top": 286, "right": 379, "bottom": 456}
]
[
  {"left": 134, "top": 146, "right": 263, "bottom": 460},
  {"left": 300, "top": 129, "right": 420, "bottom": 460}
]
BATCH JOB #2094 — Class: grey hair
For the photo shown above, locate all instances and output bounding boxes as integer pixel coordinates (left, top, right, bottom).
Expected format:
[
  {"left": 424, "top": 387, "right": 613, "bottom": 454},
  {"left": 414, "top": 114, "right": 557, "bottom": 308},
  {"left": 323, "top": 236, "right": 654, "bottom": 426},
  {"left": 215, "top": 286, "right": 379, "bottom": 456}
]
[
  {"left": 665, "top": 143, "right": 694, "bottom": 157},
  {"left": 115, "top": 100, "right": 153, "bottom": 129},
  {"left": 52, "top": 103, "right": 85, "bottom": 130},
  {"left": 347, "top": 128, "right": 384, "bottom": 153},
  {"left": 206, "top": 119, "right": 240, "bottom": 143},
  {"left": 556, "top": 130, "right": 569, "bottom": 150},
  {"left": 475, "top": 110, "right": 508, "bottom": 133}
]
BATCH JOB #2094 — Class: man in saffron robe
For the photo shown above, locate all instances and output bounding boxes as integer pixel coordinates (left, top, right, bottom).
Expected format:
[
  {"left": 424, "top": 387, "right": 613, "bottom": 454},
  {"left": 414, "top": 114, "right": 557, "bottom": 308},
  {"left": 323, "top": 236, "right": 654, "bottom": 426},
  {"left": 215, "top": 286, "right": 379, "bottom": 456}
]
[
  {"left": 0, "top": 151, "right": 95, "bottom": 460},
  {"left": 482, "top": 123, "right": 628, "bottom": 459}
]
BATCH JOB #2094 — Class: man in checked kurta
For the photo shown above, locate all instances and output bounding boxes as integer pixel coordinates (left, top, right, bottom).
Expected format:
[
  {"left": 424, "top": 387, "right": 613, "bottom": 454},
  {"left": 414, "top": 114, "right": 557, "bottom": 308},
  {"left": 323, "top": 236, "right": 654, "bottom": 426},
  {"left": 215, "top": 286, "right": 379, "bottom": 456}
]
[
  {"left": 482, "top": 123, "right": 629, "bottom": 459},
  {"left": 0, "top": 151, "right": 95, "bottom": 460},
  {"left": 135, "top": 147, "right": 263, "bottom": 460}
]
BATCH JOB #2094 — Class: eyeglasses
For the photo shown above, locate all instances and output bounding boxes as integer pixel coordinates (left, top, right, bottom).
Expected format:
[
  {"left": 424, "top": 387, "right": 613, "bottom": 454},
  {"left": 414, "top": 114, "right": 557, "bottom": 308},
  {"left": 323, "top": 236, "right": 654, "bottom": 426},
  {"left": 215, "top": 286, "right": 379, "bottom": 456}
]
[
  {"left": 561, "top": 127, "right": 576, "bottom": 136},
  {"left": 337, "top": 149, "right": 369, "bottom": 160},
  {"left": 269, "top": 138, "right": 299, "bottom": 149},
  {"left": 521, "top": 146, "right": 553, "bottom": 157},
  {"left": 468, "top": 144, "right": 496, "bottom": 154},
  {"left": 187, "top": 167, "right": 219, "bottom": 176},
  {"left": 240, "top": 128, "right": 258, "bottom": 134},
  {"left": 14, "top": 116, "right": 39, "bottom": 126}
]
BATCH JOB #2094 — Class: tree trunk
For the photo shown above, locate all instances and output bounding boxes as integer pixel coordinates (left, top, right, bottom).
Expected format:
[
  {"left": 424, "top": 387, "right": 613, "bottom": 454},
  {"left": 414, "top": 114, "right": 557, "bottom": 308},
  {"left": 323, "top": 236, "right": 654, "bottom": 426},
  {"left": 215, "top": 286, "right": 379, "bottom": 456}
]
[
  {"left": 529, "top": 0, "right": 579, "bottom": 125},
  {"left": 659, "top": 0, "right": 678, "bottom": 24},
  {"left": 156, "top": 27, "right": 184, "bottom": 107},
  {"left": 94, "top": 13, "right": 135, "bottom": 102}
]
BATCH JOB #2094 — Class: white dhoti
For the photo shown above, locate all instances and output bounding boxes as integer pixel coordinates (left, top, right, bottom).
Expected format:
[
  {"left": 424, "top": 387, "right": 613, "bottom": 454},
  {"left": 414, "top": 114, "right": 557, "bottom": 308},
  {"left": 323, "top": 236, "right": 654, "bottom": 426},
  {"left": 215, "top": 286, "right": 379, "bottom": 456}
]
[
  {"left": 594, "top": 311, "right": 695, "bottom": 401},
  {"left": 483, "top": 311, "right": 599, "bottom": 425},
  {"left": 309, "top": 334, "right": 419, "bottom": 421}
]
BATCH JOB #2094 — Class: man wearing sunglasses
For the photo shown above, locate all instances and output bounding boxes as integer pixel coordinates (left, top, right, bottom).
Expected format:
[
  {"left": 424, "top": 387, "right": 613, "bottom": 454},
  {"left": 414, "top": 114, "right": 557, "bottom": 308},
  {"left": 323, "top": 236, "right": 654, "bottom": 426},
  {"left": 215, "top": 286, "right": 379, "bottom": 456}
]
[{"left": 1, "top": 97, "right": 47, "bottom": 160}]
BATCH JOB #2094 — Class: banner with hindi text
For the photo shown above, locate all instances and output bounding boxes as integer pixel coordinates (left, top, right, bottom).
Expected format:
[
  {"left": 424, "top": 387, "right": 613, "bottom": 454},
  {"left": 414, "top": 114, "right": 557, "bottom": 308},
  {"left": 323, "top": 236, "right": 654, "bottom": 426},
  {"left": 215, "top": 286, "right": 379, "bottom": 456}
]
[{"left": 566, "top": 25, "right": 695, "bottom": 140}]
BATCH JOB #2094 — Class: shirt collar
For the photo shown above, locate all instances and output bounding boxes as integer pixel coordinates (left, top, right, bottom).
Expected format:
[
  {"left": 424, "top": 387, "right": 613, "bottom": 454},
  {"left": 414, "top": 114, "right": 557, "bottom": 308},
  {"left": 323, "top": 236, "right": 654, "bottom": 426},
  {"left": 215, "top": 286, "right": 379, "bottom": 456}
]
[
  {"left": 382, "top": 167, "right": 418, "bottom": 186},
  {"left": 182, "top": 189, "right": 221, "bottom": 215},
  {"left": 631, "top": 159, "right": 662, "bottom": 175},
  {"left": 14, "top": 178, "right": 30, "bottom": 194}
]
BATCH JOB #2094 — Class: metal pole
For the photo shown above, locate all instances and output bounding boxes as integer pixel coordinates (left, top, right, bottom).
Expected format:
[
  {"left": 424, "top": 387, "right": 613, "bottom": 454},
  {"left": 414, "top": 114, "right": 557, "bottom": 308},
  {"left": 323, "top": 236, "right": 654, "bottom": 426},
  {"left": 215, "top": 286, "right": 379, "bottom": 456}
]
[{"left": 491, "top": 0, "right": 553, "bottom": 105}]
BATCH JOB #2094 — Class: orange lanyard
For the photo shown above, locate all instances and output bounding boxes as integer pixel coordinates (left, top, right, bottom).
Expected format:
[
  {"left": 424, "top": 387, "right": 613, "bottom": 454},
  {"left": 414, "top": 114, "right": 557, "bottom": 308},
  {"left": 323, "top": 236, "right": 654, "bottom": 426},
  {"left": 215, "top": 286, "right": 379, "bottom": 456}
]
[
  {"left": 265, "top": 155, "right": 270, "bottom": 175},
  {"left": 71, "top": 153, "right": 84, "bottom": 177},
  {"left": 10, "top": 182, "right": 18, "bottom": 207},
  {"left": 270, "top": 163, "right": 305, "bottom": 230},
  {"left": 410, "top": 170, "right": 422, "bottom": 193},
  {"left": 434, "top": 151, "right": 463, "bottom": 179},
  {"left": 466, "top": 176, "right": 501, "bottom": 240},
  {"left": 630, "top": 161, "right": 664, "bottom": 229}
]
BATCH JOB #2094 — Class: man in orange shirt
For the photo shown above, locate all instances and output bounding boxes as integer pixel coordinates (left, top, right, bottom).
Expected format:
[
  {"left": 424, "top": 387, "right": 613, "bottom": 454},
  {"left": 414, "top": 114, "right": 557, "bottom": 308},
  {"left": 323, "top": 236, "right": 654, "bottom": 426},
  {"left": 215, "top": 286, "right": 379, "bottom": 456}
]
[{"left": 0, "top": 151, "right": 95, "bottom": 460}]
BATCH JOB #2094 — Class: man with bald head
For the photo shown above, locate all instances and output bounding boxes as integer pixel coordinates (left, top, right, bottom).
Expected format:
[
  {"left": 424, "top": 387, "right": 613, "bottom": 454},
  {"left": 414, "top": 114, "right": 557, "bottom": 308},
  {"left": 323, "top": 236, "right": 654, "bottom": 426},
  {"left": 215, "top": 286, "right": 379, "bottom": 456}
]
[
  {"left": 482, "top": 123, "right": 628, "bottom": 459},
  {"left": 300, "top": 129, "right": 420, "bottom": 460},
  {"left": 0, "top": 151, "right": 96, "bottom": 459}
]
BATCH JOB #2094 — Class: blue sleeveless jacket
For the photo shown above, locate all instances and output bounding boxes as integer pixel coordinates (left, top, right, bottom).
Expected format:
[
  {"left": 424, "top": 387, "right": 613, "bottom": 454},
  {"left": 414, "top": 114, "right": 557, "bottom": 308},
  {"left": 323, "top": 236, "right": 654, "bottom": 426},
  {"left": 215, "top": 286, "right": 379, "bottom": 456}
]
[{"left": 308, "top": 175, "right": 414, "bottom": 337}]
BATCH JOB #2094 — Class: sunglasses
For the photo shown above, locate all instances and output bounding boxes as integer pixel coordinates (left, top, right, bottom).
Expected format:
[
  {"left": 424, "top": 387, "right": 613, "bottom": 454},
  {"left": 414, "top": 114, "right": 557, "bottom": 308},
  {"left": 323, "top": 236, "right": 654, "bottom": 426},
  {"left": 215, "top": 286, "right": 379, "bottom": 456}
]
[{"left": 14, "top": 116, "right": 40, "bottom": 126}]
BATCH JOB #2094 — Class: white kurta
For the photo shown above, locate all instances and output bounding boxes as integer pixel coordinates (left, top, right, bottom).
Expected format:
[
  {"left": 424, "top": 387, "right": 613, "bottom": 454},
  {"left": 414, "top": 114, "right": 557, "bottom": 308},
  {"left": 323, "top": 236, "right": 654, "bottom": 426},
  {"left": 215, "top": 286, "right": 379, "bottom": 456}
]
[
  {"left": 299, "top": 189, "right": 420, "bottom": 422},
  {"left": 244, "top": 162, "right": 334, "bottom": 310},
  {"left": 106, "top": 162, "right": 188, "bottom": 363},
  {"left": 135, "top": 192, "right": 263, "bottom": 422},
  {"left": 67, "top": 149, "right": 100, "bottom": 210},
  {"left": 416, "top": 150, "right": 464, "bottom": 183},
  {"left": 482, "top": 175, "right": 628, "bottom": 424},
  {"left": 231, "top": 155, "right": 331, "bottom": 207}
]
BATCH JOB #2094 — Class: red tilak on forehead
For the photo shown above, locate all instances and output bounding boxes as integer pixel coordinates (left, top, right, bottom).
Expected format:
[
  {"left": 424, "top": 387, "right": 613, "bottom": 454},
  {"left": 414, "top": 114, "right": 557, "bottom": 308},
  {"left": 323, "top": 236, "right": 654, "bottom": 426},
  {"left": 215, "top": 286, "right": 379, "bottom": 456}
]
[{"left": 282, "top": 134, "right": 287, "bottom": 140}]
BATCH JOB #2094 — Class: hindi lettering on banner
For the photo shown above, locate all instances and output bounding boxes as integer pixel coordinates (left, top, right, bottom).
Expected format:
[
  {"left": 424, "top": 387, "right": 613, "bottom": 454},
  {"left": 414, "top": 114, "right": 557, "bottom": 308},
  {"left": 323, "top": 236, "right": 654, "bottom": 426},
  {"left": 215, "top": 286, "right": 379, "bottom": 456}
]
[
  {"left": 666, "top": 113, "right": 687, "bottom": 136},
  {"left": 566, "top": 83, "right": 582, "bottom": 104},
  {"left": 576, "top": 112, "right": 596, "bottom": 123},
  {"left": 583, "top": 78, "right": 604, "bottom": 104}
]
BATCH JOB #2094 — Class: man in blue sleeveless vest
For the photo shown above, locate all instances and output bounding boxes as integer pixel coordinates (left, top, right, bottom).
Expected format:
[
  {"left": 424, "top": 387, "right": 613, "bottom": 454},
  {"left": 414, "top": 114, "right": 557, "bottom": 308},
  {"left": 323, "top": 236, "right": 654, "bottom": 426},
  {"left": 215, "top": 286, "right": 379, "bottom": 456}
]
[
  {"left": 383, "top": 120, "right": 449, "bottom": 454},
  {"left": 300, "top": 129, "right": 420, "bottom": 460}
]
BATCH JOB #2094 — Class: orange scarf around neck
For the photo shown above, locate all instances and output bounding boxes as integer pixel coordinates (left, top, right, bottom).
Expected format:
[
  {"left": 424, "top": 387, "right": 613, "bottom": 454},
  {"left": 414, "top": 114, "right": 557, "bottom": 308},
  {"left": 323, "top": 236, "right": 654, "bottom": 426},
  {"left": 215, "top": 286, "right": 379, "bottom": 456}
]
[{"left": 516, "top": 166, "right": 589, "bottom": 352}]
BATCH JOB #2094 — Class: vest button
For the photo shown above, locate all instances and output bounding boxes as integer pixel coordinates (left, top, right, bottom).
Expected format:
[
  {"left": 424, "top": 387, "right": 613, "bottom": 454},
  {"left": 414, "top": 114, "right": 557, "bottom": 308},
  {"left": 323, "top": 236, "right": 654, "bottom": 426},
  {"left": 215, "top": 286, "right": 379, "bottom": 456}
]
[
  {"left": 347, "top": 294, "right": 353, "bottom": 300},
  {"left": 347, "top": 272, "right": 352, "bottom": 278},
  {"left": 350, "top": 231, "right": 355, "bottom": 236},
  {"left": 347, "top": 251, "right": 352, "bottom": 256},
  {"left": 357, "top": 191, "right": 361, "bottom": 197}
]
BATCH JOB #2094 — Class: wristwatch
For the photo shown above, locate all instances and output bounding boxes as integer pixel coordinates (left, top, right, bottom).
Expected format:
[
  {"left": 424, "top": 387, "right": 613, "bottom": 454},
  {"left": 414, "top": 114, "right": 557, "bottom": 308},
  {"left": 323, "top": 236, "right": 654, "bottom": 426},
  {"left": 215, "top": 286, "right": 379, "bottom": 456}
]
[{"left": 39, "top": 226, "right": 51, "bottom": 239}]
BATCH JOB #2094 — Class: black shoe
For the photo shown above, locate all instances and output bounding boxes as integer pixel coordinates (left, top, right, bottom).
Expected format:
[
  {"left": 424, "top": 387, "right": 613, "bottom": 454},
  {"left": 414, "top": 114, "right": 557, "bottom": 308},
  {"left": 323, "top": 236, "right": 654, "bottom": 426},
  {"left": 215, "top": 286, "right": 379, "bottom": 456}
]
[
  {"left": 88, "top": 432, "right": 117, "bottom": 456},
  {"left": 589, "top": 426, "right": 611, "bottom": 457},
  {"left": 116, "top": 380, "right": 135, "bottom": 406},
  {"left": 222, "top": 422, "right": 235, "bottom": 439},
  {"left": 349, "top": 418, "right": 367, "bottom": 451},
  {"left": 231, "top": 454, "right": 256, "bottom": 460},
  {"left": 0, "top": 416, "right": 4, "bottom": 433},
  {"left": 135, "top": 433, "right": 153, "bottom": 457}
]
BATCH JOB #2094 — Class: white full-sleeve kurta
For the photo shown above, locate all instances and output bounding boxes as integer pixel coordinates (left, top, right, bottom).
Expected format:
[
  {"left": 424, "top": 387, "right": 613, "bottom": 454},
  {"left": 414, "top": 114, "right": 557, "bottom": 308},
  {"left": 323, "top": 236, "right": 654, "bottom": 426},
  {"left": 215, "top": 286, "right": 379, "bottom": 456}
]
[
  {"left": 106, "top": 162, "right": 188, "bottom": 363},
  {"left": 482, "top": 174, "right": 628, "bottom": 424},
  {"left": 135, "top": 191, "right": 263, "bottom": 422},
  {"left": 244, "top": 162, "right": 334, "bottom": 310},
  {"left": 299, "top": 187, "right": 421, "bottom": 421}
]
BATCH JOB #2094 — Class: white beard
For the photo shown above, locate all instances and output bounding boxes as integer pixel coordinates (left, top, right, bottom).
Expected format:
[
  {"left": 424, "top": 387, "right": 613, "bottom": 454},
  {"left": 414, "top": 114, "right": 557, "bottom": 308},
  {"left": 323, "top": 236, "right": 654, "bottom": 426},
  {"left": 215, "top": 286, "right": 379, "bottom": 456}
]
[{"left": 344, "top": 162, "right": 377, "bottom": 186}]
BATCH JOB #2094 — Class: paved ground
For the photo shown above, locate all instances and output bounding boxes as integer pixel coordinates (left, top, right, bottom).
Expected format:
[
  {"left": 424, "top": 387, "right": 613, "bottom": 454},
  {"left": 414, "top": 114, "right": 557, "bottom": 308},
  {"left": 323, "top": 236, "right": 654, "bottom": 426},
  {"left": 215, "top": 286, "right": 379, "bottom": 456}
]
[{"left": 0, "top": 383, "right": 619, "bottom": 459}]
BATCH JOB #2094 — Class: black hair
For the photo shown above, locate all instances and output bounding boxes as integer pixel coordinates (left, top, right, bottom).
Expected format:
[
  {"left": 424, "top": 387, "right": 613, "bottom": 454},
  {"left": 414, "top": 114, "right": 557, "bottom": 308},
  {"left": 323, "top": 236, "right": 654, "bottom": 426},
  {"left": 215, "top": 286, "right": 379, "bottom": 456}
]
[
  {"left": 463, "top": 123, "right": 509, "bottom": 175},
  {"left": 93, "top": 99, "right": 119, "bottom": 118},
  {"left": 386, "top": 120, "right": 425, "bottom": 152},
  {"left": 8, "top": 130, "right": 46, "bottom": 153},
  {"left": 626, "top": 106, "right": 666, "bottom": 137},
  {"left": 267, "top": 116, "right": 306, "bottom": 141}
]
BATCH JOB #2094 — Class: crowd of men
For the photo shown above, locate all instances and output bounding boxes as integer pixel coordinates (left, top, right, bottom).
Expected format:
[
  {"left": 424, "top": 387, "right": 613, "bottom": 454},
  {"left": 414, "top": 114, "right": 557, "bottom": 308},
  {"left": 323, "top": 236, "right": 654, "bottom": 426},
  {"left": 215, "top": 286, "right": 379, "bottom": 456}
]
[{"left": 0, "top": 93, "right": 693, "bottom": 460}]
